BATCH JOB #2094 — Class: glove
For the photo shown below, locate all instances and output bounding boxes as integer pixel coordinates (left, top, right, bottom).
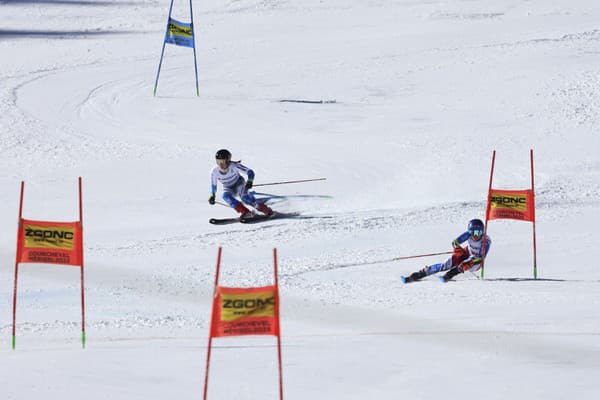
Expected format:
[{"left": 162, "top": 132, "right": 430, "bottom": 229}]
[
  {"left": 208, "top": 194, "right": 215, "bottom": 205},
  {"left": 453, "top": 246, "right": 466, "bottom": 258},
  {"left": 452, "top": 239, "right": 461, "bottom": 249},
  {"left": 245, "top": 180, "right": 253, "bottom": 190}
]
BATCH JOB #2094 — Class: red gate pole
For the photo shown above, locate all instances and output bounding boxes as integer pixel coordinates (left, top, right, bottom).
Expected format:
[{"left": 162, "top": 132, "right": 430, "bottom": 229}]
[
  {"left": 530, "top": 150, "right": 538, "bottom": 279},
  {"left": 78, "top": 177, "right": 86, "bottom": 348},
  {"left": 481, "top": 151, "right": 496, "bottom": 279},
  {"left": 273, "top": 248, "right": 284, "bottom": 400},
  {"left": 12, "top": 181, "right": 25, "bottom": 349},
  {"left": 203, "top": 247, "right": 222, "bottom": 400}
]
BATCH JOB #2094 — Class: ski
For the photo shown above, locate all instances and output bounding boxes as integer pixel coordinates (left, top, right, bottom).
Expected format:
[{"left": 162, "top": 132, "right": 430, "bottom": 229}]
[
  {"left": 209, "top": 212, "right": 321, "bottom": 225},
  {"left": 240, "top": 212, "right": 300, "bottom": 224},
  {"left": 401, "top": 275, "right": 420, "bottom": 284},
  {"left": 209, "top": 217, "right": 240, "bottom": 225}
]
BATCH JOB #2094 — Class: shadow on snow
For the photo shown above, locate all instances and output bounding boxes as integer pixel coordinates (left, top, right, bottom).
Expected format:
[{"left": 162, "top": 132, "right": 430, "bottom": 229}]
[
  {"left": 1, "top": 0, "right": 140, "bottom": 6},
  {"left": 485, "top": 278, "right": 576, "bottom": 282},
  {"left": 0, "top": 29, "right": 137, "bottom": 39},
  {"left": 254, "top": 191, "right": 333, "bottom": 206}
]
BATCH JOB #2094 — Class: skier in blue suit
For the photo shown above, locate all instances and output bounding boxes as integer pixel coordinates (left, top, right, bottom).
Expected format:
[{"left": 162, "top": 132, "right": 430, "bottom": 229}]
[{"left": 402, "top": 219, "right": 491, "bottom": 283}]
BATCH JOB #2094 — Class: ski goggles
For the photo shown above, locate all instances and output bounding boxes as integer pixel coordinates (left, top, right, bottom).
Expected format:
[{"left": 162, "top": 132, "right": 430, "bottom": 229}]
[
  {"left": 216, "top": 159, "right": 229, "bottom": 166},
  {"left": 469, "top": 229, "right": 484, "bottom": 237}
]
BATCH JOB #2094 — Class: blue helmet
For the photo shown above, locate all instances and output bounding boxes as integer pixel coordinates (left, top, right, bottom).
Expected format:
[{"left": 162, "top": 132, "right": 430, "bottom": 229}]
[{"left": 468, "top": 219, "right": 484, "bottom": 237}]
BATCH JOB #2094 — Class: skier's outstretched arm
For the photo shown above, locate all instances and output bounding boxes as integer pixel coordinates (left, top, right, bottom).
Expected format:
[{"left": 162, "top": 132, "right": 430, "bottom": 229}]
[{"left": 452, "top": 231, "right": 470, "bottom": 248}]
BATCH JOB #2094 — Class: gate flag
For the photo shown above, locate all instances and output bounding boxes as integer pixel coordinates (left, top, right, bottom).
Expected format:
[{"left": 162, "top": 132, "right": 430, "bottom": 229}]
[
  {"left": 17, "top": 219, "right": 82, "bottom": 266},
  {"left": 482, "top": 150, "right": 538, "bottom": 279},
  {"left": 203, "top": 247, "right": 284, "bottom": 400},
  {"left": 12, "top": 178, "right": 86, "bottom": 349},
  {"left": 154, "top": 0, "right": 200, "bottom": 96},
  {"left": 487, "top": 189, "right": 535, "bottom": 222},
  {"left": 211, "top": 286, "right": 278, "bottom": 338},
  {"left": 165, "top": 18, "right": 194, "bottom": 48}
]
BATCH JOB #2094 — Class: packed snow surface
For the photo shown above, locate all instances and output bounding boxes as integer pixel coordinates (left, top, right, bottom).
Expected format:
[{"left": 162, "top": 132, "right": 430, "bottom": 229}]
[{"left": 1, "top": 1, "right": 599, "bottom": 399}]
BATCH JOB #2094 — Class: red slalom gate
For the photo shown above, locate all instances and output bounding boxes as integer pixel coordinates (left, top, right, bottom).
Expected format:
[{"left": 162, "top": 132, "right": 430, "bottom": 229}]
[
  {"left": 481, "top": 150, "right": 538, "bottom": 279},
  {"left": 203, "top": 247, "right": 284, "bottom": 400},
  {"left": 12, "top": 178, "right": 86, "bottom": 349}
]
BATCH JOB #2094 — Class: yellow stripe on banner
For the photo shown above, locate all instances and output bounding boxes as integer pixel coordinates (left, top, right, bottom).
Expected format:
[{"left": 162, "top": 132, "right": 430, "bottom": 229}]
[
  {"left": 220, "top": 291, "right": 276, "bottom": 321},
  {"left": 168, "top": 22, "right": 193, "bottom": 39},
  {"left": 23, "top": 224, "right": 76, "bottom": 250},
  {"left": 490, "top": 193, "right": 528, "bottom": 212}
]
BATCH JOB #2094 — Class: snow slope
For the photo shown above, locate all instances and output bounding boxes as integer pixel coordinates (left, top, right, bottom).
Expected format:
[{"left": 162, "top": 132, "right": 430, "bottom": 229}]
[{"left": 1, "top": 1, "right": 599, "bottom": 399}]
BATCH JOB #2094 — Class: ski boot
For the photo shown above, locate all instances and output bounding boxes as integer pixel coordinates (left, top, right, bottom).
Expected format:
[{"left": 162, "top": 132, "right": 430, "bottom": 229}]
[
  {"left": 440, "top": 266, "right": 461, "bottom": 283},
  {"left": 235, "top": 203, "right": 252, "bottom": 218},
  {"left": 401, "top": 268, "right": 427, "bottom": 284},
  {"left": 256, "top": 203, "right": 274, "bottom": 216}
]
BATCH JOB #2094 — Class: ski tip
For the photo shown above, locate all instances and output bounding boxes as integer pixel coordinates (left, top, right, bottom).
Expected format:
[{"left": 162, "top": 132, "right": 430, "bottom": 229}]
[{"left": 209, "top": 217, "right": 241, "bottom": 225}]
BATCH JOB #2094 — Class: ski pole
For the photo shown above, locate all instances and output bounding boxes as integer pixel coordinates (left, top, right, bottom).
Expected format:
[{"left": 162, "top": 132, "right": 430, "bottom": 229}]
[
  {"left": 253, "top": 178, "right": 326, "bottom": 187},
  {"left": 392, "top": 251, "right": 453, "bottom": 261},
  {"left": 468, "top": 270, "right": 481, "bottom": 280},
  {"left": 286, "top": 250, "right": 454, "bottom": 275}
]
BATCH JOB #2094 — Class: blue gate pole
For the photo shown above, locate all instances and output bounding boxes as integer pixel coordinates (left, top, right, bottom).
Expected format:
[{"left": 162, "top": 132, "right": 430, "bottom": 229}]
[
  {"left": 189, "top": 0, "right": 200, "bottom": 96},
  {"left": 154, "top": 0, "right": 176, "bottom": 96}
]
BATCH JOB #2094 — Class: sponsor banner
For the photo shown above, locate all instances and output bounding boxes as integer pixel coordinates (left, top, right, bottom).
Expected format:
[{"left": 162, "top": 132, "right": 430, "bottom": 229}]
[
  {"left": 211, "top": 286, "right": 278, "bottom": 338},
  {"left": 165, "top": 18, "right": 194, "bottom": 48},
  {"left": 17, "top": 219, "right": 82, "bottom": 266},
  {"left": 487, "top": 189, "right": 535, "bottom": 222}
]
